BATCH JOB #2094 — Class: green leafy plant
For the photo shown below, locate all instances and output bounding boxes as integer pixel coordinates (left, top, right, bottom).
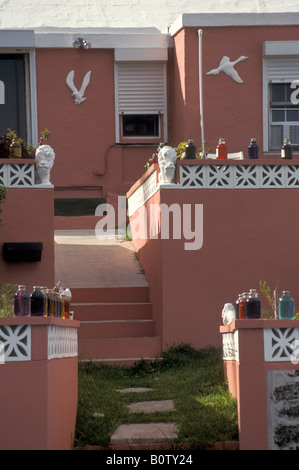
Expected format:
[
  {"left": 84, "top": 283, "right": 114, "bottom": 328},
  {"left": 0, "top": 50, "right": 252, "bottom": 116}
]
[
  {"left": 0, "top": 283, "right": 17, "bottom": 317},
  {"left": 0, "top": 128, "right": 51, "bottom": 159},
  {"left": 259, "top": 280, "right": 279, "bottom": 319},
  {"left": 174, "top": 141, "right": 212, "bottom": 160}
]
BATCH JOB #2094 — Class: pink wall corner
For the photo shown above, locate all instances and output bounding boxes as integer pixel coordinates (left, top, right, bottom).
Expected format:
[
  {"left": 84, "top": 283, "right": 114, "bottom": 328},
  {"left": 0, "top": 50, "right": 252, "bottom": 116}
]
[{"left": 0, "top": 187, "right": 55, "bottom": 289}]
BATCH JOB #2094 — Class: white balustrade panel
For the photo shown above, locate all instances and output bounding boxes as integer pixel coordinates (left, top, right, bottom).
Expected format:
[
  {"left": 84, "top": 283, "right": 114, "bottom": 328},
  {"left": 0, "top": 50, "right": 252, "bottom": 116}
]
[
  {"left": 180, "top": 164, "right": 299, "bottom": 189},
  {"left": 0, "top": 163, "right": 35, "bottom": 187}
]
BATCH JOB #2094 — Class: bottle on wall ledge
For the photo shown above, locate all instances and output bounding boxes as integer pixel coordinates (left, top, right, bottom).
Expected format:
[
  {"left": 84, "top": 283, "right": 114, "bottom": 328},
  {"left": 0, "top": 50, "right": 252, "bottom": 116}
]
[
  {"left": 246, "top": 288, "right": 261, "bottom": 319},
  {"left": 248, "top": 138, "right": 259, "bottom": 159},
  {"left": 281, "top": 139, "right": 293, "bottom": 159},
  {"left": 216, "top": 138, "right": 228, "bottom": 160},
  {"left": 278, "top": 291, "right": 295, "bottom": 319},
  {"left": 14, "top": 285, "right": 30, "bottom": 317}
]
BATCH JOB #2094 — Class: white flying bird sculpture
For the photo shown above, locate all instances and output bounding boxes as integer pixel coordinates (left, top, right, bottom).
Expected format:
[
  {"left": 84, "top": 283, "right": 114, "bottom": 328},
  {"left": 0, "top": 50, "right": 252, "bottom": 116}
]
[
  {"left": 206, "top": 55, "right": 248, "bottom": 83},
  {"left": 66, "top": 70, "right": 91, "bottom": 104}
]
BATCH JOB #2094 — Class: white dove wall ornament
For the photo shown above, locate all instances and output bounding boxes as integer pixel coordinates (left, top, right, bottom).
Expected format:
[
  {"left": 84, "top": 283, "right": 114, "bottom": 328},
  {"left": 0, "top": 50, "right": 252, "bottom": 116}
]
[
  {"left": 66, "top": 70, "right": 91, "bottom": 105},
  {"left": 206, "top": 55, "right": 248, "bottom": 83}
]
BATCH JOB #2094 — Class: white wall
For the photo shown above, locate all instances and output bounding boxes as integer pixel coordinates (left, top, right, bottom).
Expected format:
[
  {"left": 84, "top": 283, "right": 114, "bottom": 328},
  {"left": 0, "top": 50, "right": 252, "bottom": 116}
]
[{"left": 1, "top": 0, "right": 299, "bottom": 33}]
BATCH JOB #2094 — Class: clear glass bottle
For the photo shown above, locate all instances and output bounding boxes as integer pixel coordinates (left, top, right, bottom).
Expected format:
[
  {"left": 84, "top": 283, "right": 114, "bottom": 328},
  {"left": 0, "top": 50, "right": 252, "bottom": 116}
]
[
  {"left": 30, "top": 286, "right": 45, "bottom": 317},
  {"left": 248, "top": 138, "right": 259, "bottom": 159},
  {"left": 281, "top": 139, "right": 293, "bottom": 159},
  {"left": 246, "top": 289, "right": 261, "bottom": 319},
  {"left": 278, "top": 291, "right": 295, "bottom": 319},
  {"left": 14, "top": 285, "right": 30, "bottom": 317},
  {"left": 216, "top": 138, "right": 228, "bottom": 160},
  {"left": 239, "top": 292, "right": 249, "bottom": 320}
]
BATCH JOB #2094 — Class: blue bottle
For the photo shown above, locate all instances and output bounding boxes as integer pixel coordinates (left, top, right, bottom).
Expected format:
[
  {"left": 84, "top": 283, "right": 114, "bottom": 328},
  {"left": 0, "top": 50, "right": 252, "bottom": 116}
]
[
  {"left": 278, "top": 291, "right": 295, "bottom": 319},
  {"left": 248, "top": 138, "right": 259, "bottom": 159},
  {"left": 14, "top": 285, "right": 30, "bottom": 317},
  {"left": 246, "top": 289, "right": 261, "bottom": 319}
]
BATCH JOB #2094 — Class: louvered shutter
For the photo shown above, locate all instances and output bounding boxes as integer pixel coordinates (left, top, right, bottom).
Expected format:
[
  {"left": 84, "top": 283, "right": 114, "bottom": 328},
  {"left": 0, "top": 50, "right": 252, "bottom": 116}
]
[
  {"left": 116, "top": 62, "right": 165, "bottom": 115},
  {"left": 267, "top": 57, "right": 299, "bottom": 83}
]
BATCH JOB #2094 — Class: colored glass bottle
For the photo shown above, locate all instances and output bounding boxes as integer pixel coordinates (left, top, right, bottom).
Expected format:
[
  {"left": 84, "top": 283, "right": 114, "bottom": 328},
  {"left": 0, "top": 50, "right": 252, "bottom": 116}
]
[
  {"left": 216, "top": 138, "right": 227, "bottom": 160},
  {"left": 281, "top": 139, "right": 293, "bottom": 159},
  {"left": 30, "top": 286, "right": 45, "bottom": 317},
  {"left": 14, "top": 285, "right": 30, "bottom": 317},
  {"left": 248, "top": 138, "right": 259, "bottom": 159},
  {"left": 185, "top": 139, "right": 197, "bottom": 159},
  {"left": 278, "top": 291, "right": 295, "bottom": 319},
  {"left": 239, "top": 292, "right": 249, "bottom": 319},
  {"left": 246, "top": 289, "right": 261, "bottom": 319},
  {"left": 235, "top": 293, "right": 243, "bottom": 319}
]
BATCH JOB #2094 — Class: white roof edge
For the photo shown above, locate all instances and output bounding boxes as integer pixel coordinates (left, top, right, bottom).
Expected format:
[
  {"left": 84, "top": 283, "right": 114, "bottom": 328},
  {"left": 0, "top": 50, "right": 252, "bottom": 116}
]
[
  {"left": 34, "top": 27, "right": 168, "bottom": 49},
  {"left": 169, "top": 12, "right": 299, "bottom": 35}
]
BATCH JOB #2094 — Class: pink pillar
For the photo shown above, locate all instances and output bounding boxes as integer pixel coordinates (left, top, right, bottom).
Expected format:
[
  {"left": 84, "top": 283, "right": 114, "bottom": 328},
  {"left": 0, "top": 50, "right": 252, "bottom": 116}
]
[
  {"left": 220, "top": 319, "right": 299, "bottom": 450},
  {"left": 0, "top": 317, "right": 79, "bottom": 450}
]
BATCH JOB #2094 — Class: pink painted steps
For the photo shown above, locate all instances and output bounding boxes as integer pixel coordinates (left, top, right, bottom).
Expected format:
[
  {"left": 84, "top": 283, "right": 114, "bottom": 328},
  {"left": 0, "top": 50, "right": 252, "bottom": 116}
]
[{"left": 54, "top": 230, "right": 161, "bottom": 365}]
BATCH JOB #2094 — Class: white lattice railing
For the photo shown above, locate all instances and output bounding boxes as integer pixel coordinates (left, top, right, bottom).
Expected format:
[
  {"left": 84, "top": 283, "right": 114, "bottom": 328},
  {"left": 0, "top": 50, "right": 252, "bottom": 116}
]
[
  {"left": 0, "top": 323, "right": 78, "bottom": 362},
  {"left": 179, "top": 164, "right": 299, "bottom": 189},
  {"left": 127, "top": 169, "right": 158, "bottom": 216},
  {"left": 0, "top": 162, "right": 35, "bottom": 187},
  {"left": 222, "top": 327, "right": 299, "bottom": 363}
]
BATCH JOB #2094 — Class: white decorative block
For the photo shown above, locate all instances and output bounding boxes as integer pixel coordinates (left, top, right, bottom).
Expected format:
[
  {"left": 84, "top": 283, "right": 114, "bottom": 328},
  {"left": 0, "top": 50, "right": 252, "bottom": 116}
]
[
  {"left": 285, "top": 165, "right": 299, "bottom": 188},
  {"left": 48, "top": 325, "right": 78, "bottom": 359},
  {"left": 264, "top": 328, "right": 299, "bottom": 362},
  {"left": 180, "top": 164, "right": 207, "bottom": 187},
  {"left": 206, "top": 164, "right": 233, "bottom": 188},
  {"left": 260, "top": 165, "right": 285, "bottom": 188},
  {"left": 222, "top": 331, "right": 239, "bottom": 361},
  {"left": 234, "top": 164, "right": 260, "bottom": 188},
  {"left": 0, "top": 325, "right": 31, "bottom": 362}
]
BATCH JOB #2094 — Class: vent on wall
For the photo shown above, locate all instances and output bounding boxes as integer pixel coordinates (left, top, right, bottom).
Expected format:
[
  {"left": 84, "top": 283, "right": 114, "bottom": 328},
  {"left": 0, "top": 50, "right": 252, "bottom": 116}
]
[{"left": 3, "top": 242, "right": 43, "bottom": 262}]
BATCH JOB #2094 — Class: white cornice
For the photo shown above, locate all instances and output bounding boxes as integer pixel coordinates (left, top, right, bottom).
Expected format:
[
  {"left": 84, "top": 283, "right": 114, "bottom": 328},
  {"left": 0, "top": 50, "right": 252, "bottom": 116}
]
[{"left": 169, "top": 12, "right": 299, "bottom": 36}]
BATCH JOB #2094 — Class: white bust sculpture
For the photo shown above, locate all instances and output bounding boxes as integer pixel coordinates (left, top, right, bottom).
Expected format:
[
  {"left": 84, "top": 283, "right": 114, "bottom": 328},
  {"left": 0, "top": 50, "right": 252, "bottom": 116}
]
[
  {"left": 158, "top": 146, "right": 177, "bottom": 185},
  {"left": 35, "top": 145, "right": 55, "bottom": 185},
  {"left": 221, "top": 303, "right": 236, "bottom": 325}
]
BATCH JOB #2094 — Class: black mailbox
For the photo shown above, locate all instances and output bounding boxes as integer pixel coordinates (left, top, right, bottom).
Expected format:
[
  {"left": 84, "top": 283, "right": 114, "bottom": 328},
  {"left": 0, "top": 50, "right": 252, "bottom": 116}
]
[{"left": 3, "top": 242, "right": 43, "bottom": 262}]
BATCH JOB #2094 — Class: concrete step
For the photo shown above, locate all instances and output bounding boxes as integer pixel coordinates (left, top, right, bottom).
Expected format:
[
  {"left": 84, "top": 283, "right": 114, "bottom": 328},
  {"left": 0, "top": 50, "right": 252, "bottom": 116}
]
[
  {"left": 72, "top": 302, "right": 152, "bottom": 321},
  {"left": 78, "top": 336, "right": 161, "bottom": 363},
  {"left": 79, "top": 319, "right": 156, "bottom": 339},
  {"left": 71, "top": 286, "right": 150, "bottom": 304}
]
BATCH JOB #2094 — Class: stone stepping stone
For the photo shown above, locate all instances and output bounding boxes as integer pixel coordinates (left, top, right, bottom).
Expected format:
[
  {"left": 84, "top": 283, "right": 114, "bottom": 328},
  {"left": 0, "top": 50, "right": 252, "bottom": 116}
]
[
  {"left": 128, "top": 399, "right": 174, "bottom": 413},
  {"left": 117, "top": 387, "right": 153, "bottom": 393},
  {"left": 110, "top": 422, "right": 178, "bottom": 445}
]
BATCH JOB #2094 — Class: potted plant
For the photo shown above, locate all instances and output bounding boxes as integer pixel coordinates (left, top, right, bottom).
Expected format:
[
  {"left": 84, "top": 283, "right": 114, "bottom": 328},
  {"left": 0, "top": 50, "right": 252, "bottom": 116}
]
[{"left": 0, "top": 128, "right": 51, "bottom": 159}]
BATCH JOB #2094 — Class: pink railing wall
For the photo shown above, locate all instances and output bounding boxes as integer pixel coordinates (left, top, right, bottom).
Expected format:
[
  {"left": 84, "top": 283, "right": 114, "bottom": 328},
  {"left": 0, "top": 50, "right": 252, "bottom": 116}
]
[
  {"left": 127, "top": 159, "right": 299, "bottom": 350},
  {"left": 0, "top": 317, "right": 79, "bottom": 450},
  {"left": 220, "top": 319, "right": 299, "bottom": 450}
]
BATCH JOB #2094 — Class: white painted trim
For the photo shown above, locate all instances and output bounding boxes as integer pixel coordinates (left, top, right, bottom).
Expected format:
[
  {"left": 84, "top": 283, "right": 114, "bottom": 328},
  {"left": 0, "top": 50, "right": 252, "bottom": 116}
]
[
  {"left": 35, "top": 30, "right": 168, "bottom": 49},
  {"left": 170, "top": 12, "right": 299, "bottom": 36},
  {"left": 115, "top": 48, "right": 168, "bottom": 62},
  {"left": 0, "top": 29, "right": 35, "bottom": 48},
  {"left": 264, "top": 41, "right": 299, "bottom": 57}
]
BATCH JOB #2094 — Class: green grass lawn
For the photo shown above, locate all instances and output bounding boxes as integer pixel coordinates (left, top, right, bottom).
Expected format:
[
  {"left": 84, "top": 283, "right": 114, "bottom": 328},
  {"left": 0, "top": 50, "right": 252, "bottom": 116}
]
[{"left": 74, "top": 344, "right": 239, "bottom": 449}]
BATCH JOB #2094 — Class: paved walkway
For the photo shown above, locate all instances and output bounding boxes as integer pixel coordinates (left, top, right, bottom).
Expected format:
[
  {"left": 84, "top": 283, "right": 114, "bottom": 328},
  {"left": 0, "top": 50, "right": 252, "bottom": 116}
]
[
  {"left": 54, "top": 230, "right": 148, "bottom": 289},
  {"left": 110, "top": 388, "right": 179, "bottom": 449}
]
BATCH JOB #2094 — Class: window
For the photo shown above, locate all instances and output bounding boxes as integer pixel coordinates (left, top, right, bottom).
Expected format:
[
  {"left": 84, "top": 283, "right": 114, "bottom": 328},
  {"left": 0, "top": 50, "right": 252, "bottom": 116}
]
[
  {"left": 115, "top": 62, "right": 167, "bottom": 143},
  {"left": 263, "top": 50, "right": 299, "bottom": 152},
  {"left": 0, "top": 54, "right": 27, "bottom": 140}
]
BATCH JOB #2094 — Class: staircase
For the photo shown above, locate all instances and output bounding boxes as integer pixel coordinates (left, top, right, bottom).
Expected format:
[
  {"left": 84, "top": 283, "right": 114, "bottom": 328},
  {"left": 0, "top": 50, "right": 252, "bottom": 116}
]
[{"left": 54, "top": 229, "right": 161, "bottom": 365}]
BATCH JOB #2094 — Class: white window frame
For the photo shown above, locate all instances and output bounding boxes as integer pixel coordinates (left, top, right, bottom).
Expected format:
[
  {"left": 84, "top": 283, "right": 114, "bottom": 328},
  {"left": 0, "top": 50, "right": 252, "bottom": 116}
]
[
  {"left": 114, "top": 59, "right": 167, "bottom": 144},
  {"left": 263, "top": 41, "right": 299, "bottom": 153},
  {"left": 0, "top": 30, "right": 37, "bottom": 147}
]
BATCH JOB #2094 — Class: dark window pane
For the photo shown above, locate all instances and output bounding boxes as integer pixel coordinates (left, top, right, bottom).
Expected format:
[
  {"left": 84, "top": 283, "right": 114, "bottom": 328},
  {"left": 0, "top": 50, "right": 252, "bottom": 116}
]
[
  {"left": 272, "top": 110, "right": 285, "bottom": 122},
  {"left": 271, "top": 83, "right": 286, "bottom": 104},
  {"left": 287, "top": 109, "right": 299, "bottom": 121},
  {"left": 122, "top": 115, "right": 159, "bottom": 137},
  {"left": 0, "top": 54, "right": 27, "bottom": 140}
]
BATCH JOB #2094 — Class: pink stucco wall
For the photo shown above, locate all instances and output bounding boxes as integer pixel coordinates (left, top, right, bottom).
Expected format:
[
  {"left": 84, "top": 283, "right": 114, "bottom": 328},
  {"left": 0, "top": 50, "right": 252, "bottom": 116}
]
[
  {"left": 0, "top": 180, "right": 55, "bottom": 289},
  {"left": 128, "top": 160, "right": 299, "bottom": 350},
  {"left": 0, "top": 317, "right": 79, "bottom": 450},
  {"left": 171, "top": 25, "right": 299, "bottom": 155},
  {"left": 35, "top": 48, "right": 158, "bottom": 200}
]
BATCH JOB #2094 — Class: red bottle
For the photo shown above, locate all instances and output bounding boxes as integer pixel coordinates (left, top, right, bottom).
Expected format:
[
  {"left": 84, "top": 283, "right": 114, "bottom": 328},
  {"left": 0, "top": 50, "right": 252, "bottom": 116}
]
[{"left": 216, "top": 138, "right": 228, "bottom": 160}]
